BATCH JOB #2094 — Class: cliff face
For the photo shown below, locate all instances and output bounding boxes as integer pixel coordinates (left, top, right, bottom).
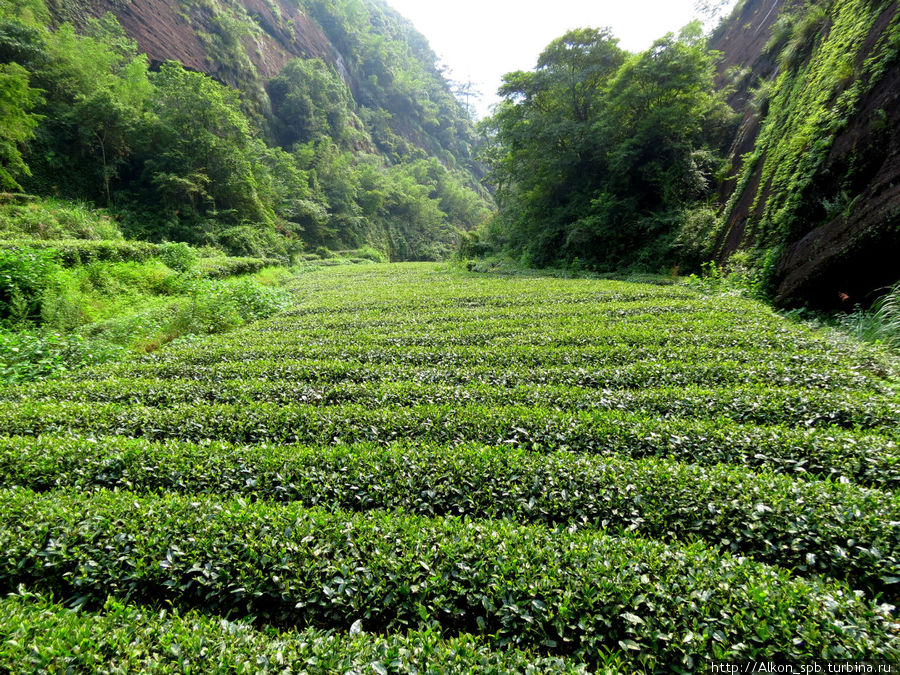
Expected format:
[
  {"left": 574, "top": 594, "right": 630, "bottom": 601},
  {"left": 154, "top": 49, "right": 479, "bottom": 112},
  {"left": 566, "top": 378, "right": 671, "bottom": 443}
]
[
  {"left": 710, "top": 0, "right": 899, "bottom": 307},
  {"left": 90, "top": 0, "right": 339, "bottom": 80},
  {"left": 54, "top": 0, "right": 475, "bottom": 175}
]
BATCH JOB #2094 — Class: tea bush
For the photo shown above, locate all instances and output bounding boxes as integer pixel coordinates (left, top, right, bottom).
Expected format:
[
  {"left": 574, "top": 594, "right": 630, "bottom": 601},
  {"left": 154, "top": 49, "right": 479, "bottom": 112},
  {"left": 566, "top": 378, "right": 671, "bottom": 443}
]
[{"left": 1, "top": 264, "right": 898, "bottom": 670}]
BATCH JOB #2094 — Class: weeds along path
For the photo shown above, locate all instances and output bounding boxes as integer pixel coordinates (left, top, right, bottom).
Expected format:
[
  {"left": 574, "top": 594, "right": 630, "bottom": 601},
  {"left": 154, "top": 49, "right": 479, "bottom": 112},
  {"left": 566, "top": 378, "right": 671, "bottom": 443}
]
[{"left": 2, "top": 263, "right": 900, "bottom": 671}]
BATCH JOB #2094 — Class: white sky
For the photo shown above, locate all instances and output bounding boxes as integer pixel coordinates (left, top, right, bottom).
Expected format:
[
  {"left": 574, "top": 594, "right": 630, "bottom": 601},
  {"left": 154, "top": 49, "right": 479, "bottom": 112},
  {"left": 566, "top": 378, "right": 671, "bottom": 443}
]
[{"left": 384, "top": 0, "right": 736, "bottom": 118}]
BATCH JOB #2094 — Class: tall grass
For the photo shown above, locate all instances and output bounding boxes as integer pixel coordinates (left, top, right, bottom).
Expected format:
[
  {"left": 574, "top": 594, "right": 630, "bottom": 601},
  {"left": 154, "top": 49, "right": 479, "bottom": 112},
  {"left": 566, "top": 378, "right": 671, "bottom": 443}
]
[{"left": 872, "top": 283, "right": 900, "bottom": 348}]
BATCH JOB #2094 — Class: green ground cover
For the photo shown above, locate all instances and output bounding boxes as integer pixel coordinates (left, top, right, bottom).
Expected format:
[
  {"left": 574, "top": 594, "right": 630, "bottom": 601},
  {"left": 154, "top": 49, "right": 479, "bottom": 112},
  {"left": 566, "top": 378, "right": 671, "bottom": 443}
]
[{"left": 1, "top": 263, "right": 899, "bottom": 671}]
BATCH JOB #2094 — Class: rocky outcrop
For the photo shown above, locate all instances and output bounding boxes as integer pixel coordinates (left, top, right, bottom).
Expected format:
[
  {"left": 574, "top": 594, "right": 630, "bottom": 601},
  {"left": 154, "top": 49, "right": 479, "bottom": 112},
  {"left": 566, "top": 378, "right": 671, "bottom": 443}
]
[
  {"left": 68, "top": 0, "right": 342, "bottom": 84},
  {"left": 710, "top": 0, "right": 899, "bottom": 307}
]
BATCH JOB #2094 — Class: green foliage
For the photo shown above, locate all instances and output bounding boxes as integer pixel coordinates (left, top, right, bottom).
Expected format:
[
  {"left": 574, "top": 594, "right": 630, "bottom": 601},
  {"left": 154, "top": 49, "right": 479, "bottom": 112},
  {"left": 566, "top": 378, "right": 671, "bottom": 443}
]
[
  {"left": 0, "top": 246, "right": 57, "bottom": 323},
  {"left": 716, "top": 0, "right": 899, "bottom": 283},
  {"left": 299, "top": 0, "right": 477, "bottom": 167},
  {"left": 873, "top": 283, "right": 900, "bottom": 348},
  {"left": 155, "top": 241, "right": 197, "bottom": 272},
  {"left": 1, "top": 488, "right": 897, "bottom": 665},
  {"left": 479, "top": 25, "right": 732, "bottom": 271},
  {"left": 838, "top": 282, "right": 900, "bottom": 350},
  {"left": 168, "top": 277, "right": 289, "bottom": 336},
  {"left": 148, "top": 61, "right": 270, "bottom": 226},
  {"left": 0, "top": 1, "right": 487, "bottom": 261},
  {"left": 268, "top": 58, "right": 355, "bottom": 148},
  {"left": 0, "top": 239, "right": 159, "bottom": 266},
  {"left": 0, "top": 61, "right": 42, "bottom": 189},
  {"left": 340, "top": 245, "right": 387, "bottom": 262},
  {"left": 4, "top": 435, "right": 899, "bottom": 593},
  {"left": 0, "top": 328, "right": 121, "bottom": 382},
  {"left": 0, "top": 591, "right": 587, "bottom": 673},
  {"left": 0, "top": 197, "right": 123, "bottom": 240},
  {"left": 194, "top": 255, "right": 282, "bottom": 278},
  {"left": 674, "top": 205, "right": 720, "bottom": 270},
  {"left": 0, "top": 264, "right": 899, "bottom": 668}
]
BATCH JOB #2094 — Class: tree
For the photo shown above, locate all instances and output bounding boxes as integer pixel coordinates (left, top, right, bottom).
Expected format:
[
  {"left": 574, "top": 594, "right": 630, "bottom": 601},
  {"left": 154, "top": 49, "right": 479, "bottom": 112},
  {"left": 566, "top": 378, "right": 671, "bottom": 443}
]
[
  {"left": 487, "top": 28, "right": 626, "bottom": 265},
  {"left": 0, "top": 62, "right": 42, "bottom": 190},
  {"left": 268, "top": 58, "right": 354, "bottom": 149},
  {"left": 146, "top": 62, "right": 270, "bottom": 227},
  {"left": 480, "top": 24, "right": 732, "bottom": 271}
]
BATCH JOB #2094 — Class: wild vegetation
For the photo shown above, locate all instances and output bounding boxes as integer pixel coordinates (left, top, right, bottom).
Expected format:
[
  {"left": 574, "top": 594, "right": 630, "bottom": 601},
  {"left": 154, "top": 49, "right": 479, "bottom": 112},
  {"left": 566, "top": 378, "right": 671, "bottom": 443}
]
[
  {"left": 1, "top": 264, "right": 898, "bottom": 671},
  {"left": 472, "top": 24, "right": 733, "bottom": 271},
  {"left": 0, "top": 195, "right": 302, "bottom": 381},
  {"left": 0, "top": 0, "right": 489, "bottom": 260},
  {"left": 707, "top": 0, "right": 900, "bottom": 297}
]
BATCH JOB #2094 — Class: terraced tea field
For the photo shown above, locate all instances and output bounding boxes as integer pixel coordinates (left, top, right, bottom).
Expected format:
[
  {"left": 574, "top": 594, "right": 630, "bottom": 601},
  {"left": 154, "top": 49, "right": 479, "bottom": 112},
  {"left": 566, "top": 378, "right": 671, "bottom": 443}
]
[{"left": 2, "top": 263, "right": 899, "bottom": 672}]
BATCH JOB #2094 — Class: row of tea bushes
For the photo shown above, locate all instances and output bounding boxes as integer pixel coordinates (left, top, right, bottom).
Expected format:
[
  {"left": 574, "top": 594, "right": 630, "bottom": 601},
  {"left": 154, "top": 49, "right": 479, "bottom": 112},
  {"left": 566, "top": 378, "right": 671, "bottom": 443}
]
[
  {"left": 0, "top": 401, "right": 895, "bottom": 486},
  {"left": 6, "top": 379, "right": 897, "bottom": 430},
  {"left": 1, "top": 489, "right": 897, "bottom": 668},
  {"left": 0, "top": 592, "right": 590, "bottom": 674},
  {"left": 1, "top": 435, "right": 897, "bottom": 593},
  {"left": 66, "top": 358, "right": 887, "bottom": 394}
]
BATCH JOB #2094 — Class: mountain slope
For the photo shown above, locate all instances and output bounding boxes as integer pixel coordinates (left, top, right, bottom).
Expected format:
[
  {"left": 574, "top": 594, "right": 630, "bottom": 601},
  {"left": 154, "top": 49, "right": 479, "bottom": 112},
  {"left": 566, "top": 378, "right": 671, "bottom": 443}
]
[{"left": 1, "top": 0, "right": 490, "bottom": 260}]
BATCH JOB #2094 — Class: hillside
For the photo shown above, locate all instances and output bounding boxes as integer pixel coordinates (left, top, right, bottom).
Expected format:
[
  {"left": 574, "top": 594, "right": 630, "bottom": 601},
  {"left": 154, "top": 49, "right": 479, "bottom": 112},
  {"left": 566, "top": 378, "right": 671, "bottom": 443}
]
[
  {"left": 1, "top": 0, "right": 490, "bottom": 260},
  {"left": 709, "top": 0, "right": 900, "bottom": 307}
]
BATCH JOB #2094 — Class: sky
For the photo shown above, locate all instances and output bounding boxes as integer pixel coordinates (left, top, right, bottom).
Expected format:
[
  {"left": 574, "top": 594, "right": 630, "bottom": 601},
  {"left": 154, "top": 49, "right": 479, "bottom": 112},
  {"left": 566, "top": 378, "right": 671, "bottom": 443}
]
[{"left": 384, "top": 0, "right": 734, "bottom": 119}]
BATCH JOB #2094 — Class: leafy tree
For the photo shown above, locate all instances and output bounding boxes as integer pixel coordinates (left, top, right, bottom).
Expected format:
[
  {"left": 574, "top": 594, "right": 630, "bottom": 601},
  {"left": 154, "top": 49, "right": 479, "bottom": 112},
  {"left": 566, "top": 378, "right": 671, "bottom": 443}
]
[
  {"left": 0, "top": 62, "right": 42, "bottom": 190},
  {"left": 485, "top": 28, "right": 626, "bottom": 265},
  {"left": 481, "top": 24, "right": 732, "bottom": 271},
  {"left": 0, "top": 0, "right": 487, "bottom": 261},
  {"left": 268, "top": 58, "right": 354, "bottom": 149},
  {"left": 146, "top": 62, "right": 271, "bottom": 228}
]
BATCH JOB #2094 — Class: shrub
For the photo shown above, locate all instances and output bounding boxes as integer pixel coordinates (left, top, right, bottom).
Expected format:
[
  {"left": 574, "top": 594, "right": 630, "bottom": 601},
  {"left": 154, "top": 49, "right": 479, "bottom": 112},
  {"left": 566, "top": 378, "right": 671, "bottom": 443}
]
[
  {"left": 156, "top": 242, "right": 198, "bottom": 272},
  {"left": 1, "top": 436, "right": 897, "bottom": 594},
  {"left": 0, "top": 247, "right": 58, "bottom": 323},
  {"left": 0, "top": 591, "right": 591, "bottom": 673},
  {"left": 0, "top": 330, "right": 122, "bottom": 382},
  {"left": 167, "top": 278, "right": 290, "bottom": 336},
  {"left": 0, "top": 199, "right": 123, "bottom": 240},
  {"left": 195, "top": 256, "right": 283, "bottom": 279},
  {"left": 341, "top": 246, "right": 387, "bottom": 263},
  {"left": 0, "top": 240, "right": 159, "bottom": 267}
]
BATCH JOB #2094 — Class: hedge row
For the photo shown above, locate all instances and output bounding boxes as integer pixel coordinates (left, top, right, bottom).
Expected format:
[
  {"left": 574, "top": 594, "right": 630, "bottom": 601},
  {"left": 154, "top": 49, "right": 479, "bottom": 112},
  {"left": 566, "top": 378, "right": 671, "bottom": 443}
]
[
  {"left": 0, "top": 240, "right": 284, "bottom": 277},
  {"left": 5, "top": 379, "right": 897, "bottom": 431},
  {"left": 122, "top": 341, "right": 867, "bottom": 382},
  {"left": 1, "top": 490, "right": 896, "bottom": 667},
  {"left": 68, "top": 355, "right": 885, "bottom": 398},
  {"left": 1, "top": 435, "right": 897, "bottom": 594},
  {"left": 195, "top": 256, "right": 284, "bottom": 279},
  {"left": 0, "top": 239, "right": 160, "bottom": 266},
  {"left": 0, "top": 402, "right": 895, "bottom": 486},
  {"left": 0, "top": 592, "right": 591, "bottom": 674}
]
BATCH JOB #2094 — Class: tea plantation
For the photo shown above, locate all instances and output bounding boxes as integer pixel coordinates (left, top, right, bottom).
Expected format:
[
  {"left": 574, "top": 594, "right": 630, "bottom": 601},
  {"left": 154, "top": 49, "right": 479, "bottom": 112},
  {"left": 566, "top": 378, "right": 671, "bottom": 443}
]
[{"left": 1, "top": 263, "right": 899, "bottom": 672}]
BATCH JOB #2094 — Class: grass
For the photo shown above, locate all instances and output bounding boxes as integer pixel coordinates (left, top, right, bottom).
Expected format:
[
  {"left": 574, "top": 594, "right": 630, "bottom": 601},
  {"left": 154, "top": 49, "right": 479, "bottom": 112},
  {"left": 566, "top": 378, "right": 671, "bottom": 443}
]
[
  {"left": 0, "top": 197, "right": 123, "bottom": 241},
  {"left": 1, "top": 263, "right": 898, "bottom": 671},
  {"left": 0, "top": 251, "right": 293, "bottom": 382}
]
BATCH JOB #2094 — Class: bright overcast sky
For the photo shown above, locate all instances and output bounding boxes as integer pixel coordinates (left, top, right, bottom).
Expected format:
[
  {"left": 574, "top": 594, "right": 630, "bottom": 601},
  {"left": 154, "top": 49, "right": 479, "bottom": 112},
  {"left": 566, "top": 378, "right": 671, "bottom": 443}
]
[{"left": 384, "top": 0, "right": 736, "bottom": 118}]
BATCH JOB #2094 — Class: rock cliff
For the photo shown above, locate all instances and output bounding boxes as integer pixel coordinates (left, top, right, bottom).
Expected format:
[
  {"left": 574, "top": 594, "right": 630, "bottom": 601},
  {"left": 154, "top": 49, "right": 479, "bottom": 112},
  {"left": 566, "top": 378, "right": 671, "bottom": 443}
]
[{"left": 710, "top": 0, "right": 899, "bottom": 307}]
